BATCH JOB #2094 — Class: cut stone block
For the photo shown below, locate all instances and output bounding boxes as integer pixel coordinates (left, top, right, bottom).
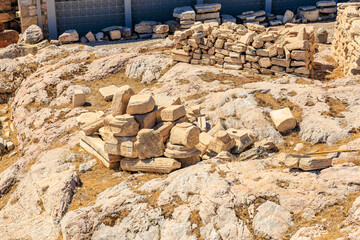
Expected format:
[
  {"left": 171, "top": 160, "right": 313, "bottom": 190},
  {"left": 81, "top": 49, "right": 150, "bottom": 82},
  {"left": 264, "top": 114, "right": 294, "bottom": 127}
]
[
  {"left": 6, "top": 141, "right": 14, "bottom": 151},
  {"left": 126, "top": 95, "right": 155, "bottom": 115},
  {"left": 270, "top": 108, "right": 297, "bottom": 133},
  {"left": 282, "top": 10, "right": 294, "bottom": 24},
  {"left": 105, "top": 114, "right": 139, "bottom": 137},
  {"left": 135, "top": 21, "right": 157, "bottom": 34},
  {"left": 58, "top": 29, "right": 79, "bottom": 44},
  {"left": 79, "top": 132, "right": 121, "bottom": 169},
  {"left": 85, "top": 31, "right": 96, "bottom": 42},
  {"left": 134, "top": 110, "right": 157, "bottom": 129},
  {"left": 121, "top": 157, "right": 181, "bottom": 173},
  {"left": 195, "top": 12, "right": 220, "bottom": 21},
  {"left": 222, "top": 14, "right": 236, "bottom": 23},
  {"left": 177, "top": 155, "right": 201, "bottom": 168},
  {"left": 227, "top": 128, "right": 254, "bottom": 154},
  {"left": 208, "top": 122, "right": 227, "bottom": 137},
  {"left": 164, "top": 144, "right": 201, "bottom": 159},
  {"left": 216, "top": 151, "right": 236, "bottom": 161},
  {"left": 73, "top": 89, "right": 86, "bottom": 107},
  {"left": 197, "top": 116, "right": 207, "bottom": 132},
  {"left": 111, "top": 85, "right": 135, "bottom": 116},
  {"left": 299, "top": 157, "right": 332, "bottom": 171},
  {"left": 153, "top": 95, "right": 181, "bottom": 107},
  {"left": 169, "top": 122, "right": 201, "bottom": 148},
  {"left": 194, "top": 3, "right": 221, "bottom": 14},
  {"left": 99, "top": 85, "right": 119, "bottom": 102},
  {"left": 135, "top": 129, "right": 165, "bottom": 159},
  {"left": 153, "top": 25, "right": 169, "bottom": 34},
  {"left": 109, "top": 30, "right": 121, "bottom": 40},
  {"left": 80, "top": 118, "right": 105, "bottom": 136},
  {"left": 208, "top": 130, "right": 236, "bottom": 154},
  {"left": 161, "top": 105, "right": 186, "bottom": 122},
  {"left": 196, "top": 132, "right": 213, "bottom": 156},
  {"left": 173, "top": 6, "right": 196, "bottom": 20},
  {"left": 316, "top": 1, "right": 336, "bottom": 8},
  {"left": 154, "top": 122, "right": 175, "bottom": 142},
  {"left": 104, "top": 135, "right": 138, "bottom": 158},
  {"left": 298, "top": 9, "right": 319, "bottom": 22}
]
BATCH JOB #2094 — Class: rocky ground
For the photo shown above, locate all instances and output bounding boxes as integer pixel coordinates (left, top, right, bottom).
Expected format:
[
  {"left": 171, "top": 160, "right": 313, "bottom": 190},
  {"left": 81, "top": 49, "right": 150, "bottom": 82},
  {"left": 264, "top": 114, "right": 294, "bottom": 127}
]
[{"left": 0, "top": 21, "right": 360, "bottom": 240}]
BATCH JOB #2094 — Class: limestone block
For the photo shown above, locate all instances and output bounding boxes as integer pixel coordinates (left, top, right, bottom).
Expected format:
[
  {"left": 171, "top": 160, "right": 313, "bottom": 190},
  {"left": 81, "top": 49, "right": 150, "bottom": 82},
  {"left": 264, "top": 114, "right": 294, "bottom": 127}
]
[
  {"left": 72, "top": 89, "right": 86, "bottom": 107},
  {"left": 172, "top": 54, "right": 192, "bottom": 63},
  {"left": 96, "top": 32, "right": 104, "bottom": 41},
  {"left": 270, "top": 108, "right": 296, "bottom": 133},
  {"left": 208, "top": 130, "right": 236, "bottom": 154},
  {"left": 58, "top": 30, "right": 79, "bottom": 44},
  {"left": 161, "top": 105, "right": 186, "bottom": 122},
  {"left": 105, "top": 114, "right": 139, "bottom": 137},
  {"left": 196, "top": 132, "right": 213, "bottom": 155},
  {"left": 104, "top": 135, "right": 138, "bottom": 158},
  {"left": 126, "top": 95, "right": 155, "bottom": 115},
  {"left": 222, "top": 14, "right": 236, "bottom": 23},
  {"left": 216, "top": 151, "right": 236, "bottom": 161},
  {"left": 121, "top": 157, "right": 181, "bottom": 173},
  {"left": 315, "top": 28, "right": 328, "bottom": 43},
  {"left": 291, "top": 50, "right": 307, "bottom": 60},
  {"left": 271, "top": 58, "right": 290, "bottom": 68},
  {"left": 135, "top": 129, "right": 165, "bottom": 159},
  {"left": 227, "top": 128, "right": 254, "bottom": 154},
  {"left": 282, "top": 10, "right": 294, "bottom": 24},
  {"left": 259, "top": 58, "right": 272, "bottom": 68},
  {"left": 294, "top": 67, "right": 310, "bottom": 75},
  {"left": 111, "top": 85, "right": 135, "bottom": 116},
  {"left": 174, "top": 6, "right": 196, "bottom": 20},
  {"left": 197, "top": 116, "right": 207, "bottom": 132},
  {"left": 99, "top": 85, "right": 119, "bottom": 102},
  {"left": 208, "top": 122, "right": 227, "bottom": 136},
  {"left": 121, "top": 28, "right": 132, "bottom": 38},
  {"left": 214, "top": 39, "right": 225, "bottom": 48},
  {"left": 316, "top": 1, "right": 336, "bottom": 8},
  {"left": 6, "top": 141, "right": 14, "bottom": 151},
  {"left": 195, "top": 12, "right": 220, "bottom": 21},
  {"left": 77, "top": 111, "right": 105, "bottom": 126},
  {"left": 269, "top": 20, "right": 282, "bottom": 26},
  {"left": 298, "top": 9, "right": 319, "bottom": 22},
  {"left": 285, "top": 40, "right": 309, "bottom": 51},
  {"left": 81, "top": 117, "right": 104, "bottom": 136},
  {"left": 154, "top": 122, "right": 175, "bottom": 142},
  {"left": 319, "top": 7, "right": 337, "bottom": 14},
  {"left": 79, "top": 132, "right": 121, "bottom": 169},
  {"left": 135, "top": 21, "right": 157, "bottom": 34},
  {"left": 177, "top": 155, "right": 201, "bottom": 168},
  {"left": 239, "top": 32, "right": 256, "bottom": 45},
  {"left": 133, "top": 110, "right": 157, "bottom": 129},
  {"left": 291, "top": 61, "right": 307, "bottom": 67},
  {"left": 224, "top": 63, "right": 243, "bottom": 70},
  {"left": 85, "top": 31, "right": 96, "bottom": 42},
  {"left": 109, "top": 30, "right": 121, "bottom": 40},
  {"left": 169, "top": 122, "right": 201, "bottom": 148},
  {"left": 299, "top": 157, "right": 332, "bottom": 171},
  {"left": 153, "top": 24, "right": 169, "bottom": 34},
  {"left": 194, "top": 3, "right": 221, "bottom": 14},
  {"left": 164, "top": 143, "right": 201, "bottom": 159},
  {"left": 246, "top": 23, "right": 266, "bottom": 33}
]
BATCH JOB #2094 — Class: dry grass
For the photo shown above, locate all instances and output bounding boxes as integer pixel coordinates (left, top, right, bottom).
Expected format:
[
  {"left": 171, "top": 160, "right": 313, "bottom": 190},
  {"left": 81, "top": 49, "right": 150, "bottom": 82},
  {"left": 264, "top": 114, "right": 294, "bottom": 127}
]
[
  {"left": 322, "top": 97, "right": 349, "bottom": 118},
  {"left": 199, "top": 72, "right": 270, "bottom": 88},
  {"left": 189, "top": 210, "right": 205, "bottom": 240},
  {"left": 284, "top": 191, "right": 360, "bottom": 239},
  {"left": 160, "top": 195, "right": 188, "bottom": 219}
]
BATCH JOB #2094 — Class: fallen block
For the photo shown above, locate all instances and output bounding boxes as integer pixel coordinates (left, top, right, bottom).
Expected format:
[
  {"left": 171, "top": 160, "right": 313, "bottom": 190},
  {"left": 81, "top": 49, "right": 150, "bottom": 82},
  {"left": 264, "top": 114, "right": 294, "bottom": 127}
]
[
  {"left": 126, "top": 95, "right": 155, "bottom": 115},
  {"left": 135, "top": 129, "right": 165, "bottom": 159},
  {"left": 161, "top": 105, "right": 186, "bottom": 122},
  {"left": 81, "top": 118, "right": 105, "bottom": 136},
  {"left": 111, "top": 85, "right": 134, "bottom": 116},
  {"left": 154, "top": 122, "right": 175, "bottom": 142},
  {"left": 99, "top": 85, "right": 119, "bottom": 101},
  {"left": 208, "top": 130, "right": 236, "bottom": 154},
  {"left": 227, "top": 128, "right": 254, "bottom": 154},
  {"left": 270, "top": 108, "right": 297, "bottom": 133},
  {"left": 169, "top": 122, "right": 201, "bottom": 148},
  {"left": 79, "top": 132, "right": 121, "bottom": 169},
  {"left": 299, "top": 156, "right": 332, "bottom": 171},
  {"left": 73, "top": 89, "right": 86, "bottom": 107},
  {"left": 105, "top": 114, "right": 139, "bottom": 137},
  {"left": 196, "top": 132, "right": 213, "bottom": 156},
  {"left": 121, "top": 157, "right": 181, "bottom": 173}
]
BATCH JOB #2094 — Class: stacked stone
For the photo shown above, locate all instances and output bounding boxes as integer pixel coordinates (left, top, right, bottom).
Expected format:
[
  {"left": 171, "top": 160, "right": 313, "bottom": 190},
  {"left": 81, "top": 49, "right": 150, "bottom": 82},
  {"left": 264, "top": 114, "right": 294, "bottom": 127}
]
[
  {"left": 194, "top": 3, "right": 222, "bottom": 25},
  {"left": 77, "top": 85, "right": 205, "bottom": 173},
  {"left": 173, "top": 6, "right": 196, "bottom": 30},
  {"left": 237, "top": 10, "right": 267, "bottom": 25},
  {"left": 316, "top": 1, "right": 337, "bottom": 21},
  {"left": 134, "top": 21, "right": 170, "bottom": 39},
  {"left": 332, "top": 2, "right": 360, "bottom": 76},
  {"left": 172, "top": 21, "right": 316, "bottom": 77}
]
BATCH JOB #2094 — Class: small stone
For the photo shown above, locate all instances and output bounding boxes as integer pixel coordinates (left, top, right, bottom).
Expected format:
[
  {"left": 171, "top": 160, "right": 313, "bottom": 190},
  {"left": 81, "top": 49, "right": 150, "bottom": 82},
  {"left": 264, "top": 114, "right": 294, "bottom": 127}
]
[
  {"left": 96, "top": 32, "right": 104, "bottom": 41},
  {"left": 227, "top": 128, "right": 254, "bottom": 154},
  {"left": 85, "top": 32, "right": 96, "bottom": 42},
  {"left": 299, "top": 157, "right": 332, "bottom": 171},
  {"left": 194, "top": 3, "right": 221, "bottom": 14},
  {"left": 121, "top": 157, "right": 181, "bottom": 174},
  {"left": 270, "top": 108, "right": 297, "bottom": 133},
  {"left": 111, "top": 85, "right": 134, "bottom": 116},
  {"left": 23, "top": 25, "right": 44, "bottom": 44},
  {"left": 282, "top": 10, "right": 294, "bottom": 24},
  {"left": 161, "top": 105, "right": 186, "bottom": 122},
  {"left": 99, "top": 85, "right": 119, "bottom": 102},
  {"left": 133, "top": 111, "right": 157, "bottom": 129},
  {"left": 109, "top": 30, "right": 121, "bottom": 40},
  {"left": 126, "top": 95, "right": 155, "bottom": 115},
  {"left": 72, "top": 89, "right": 86, "bottom": 107},
  {"left": 0, "top": 137, "right": 6, "bottom": 151},
  {"left": 216, "top": 151, "right": 236, "bottom": 161}
]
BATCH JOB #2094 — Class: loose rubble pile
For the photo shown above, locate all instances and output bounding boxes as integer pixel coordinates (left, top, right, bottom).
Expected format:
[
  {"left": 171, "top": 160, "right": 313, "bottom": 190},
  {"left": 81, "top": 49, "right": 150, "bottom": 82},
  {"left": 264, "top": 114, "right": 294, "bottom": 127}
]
[
  {"left": 134, "top": 21, "right": 177, "bottom": 39},
  {"left": 332, "top": 2, "right": 360, "bottom": 76},
  {"left": 75, "top": 84, "right": 334, "bottom": 173},
  {"left": 172, "top": 21, "right": 316, "bottom": 77},
  {"left": 299, "top": 1, "right": 337, "bottom": 22}
]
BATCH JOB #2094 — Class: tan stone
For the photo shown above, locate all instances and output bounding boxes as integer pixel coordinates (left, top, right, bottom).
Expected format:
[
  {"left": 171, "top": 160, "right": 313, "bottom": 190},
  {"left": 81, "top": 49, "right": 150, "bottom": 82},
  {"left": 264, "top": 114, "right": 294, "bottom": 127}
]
[
  {"left": 154, "top": 122, "right": 175, "bottom": 142},
  {"left": 99, "top": 85, "right": 119, "bottom": 102},
  {"left": 196, "top": 132, "right": 213, "bottom": 155},
  {"left": 164, "top": 144, "right": 201, "bottom": 159},
  {"left": 258, "top": 58, "right": 272, "bottom": 68},
  {"left": 270, "top": 108, "right": 297, "bottom": 133},
  {"left": 208, "top": 130, "right": 236, "bottom": 154},
  {"left": 299, "top": 157, "right": 332, "bottom": 171},
  {"left": 105, "top": 114, "right": 139, "bottom": 137},
  {"left": 239, "top": 32, "right": 256, "bottom": 45},
  {"left": 73, "top": 89, "right": 86, "bottom": 107},
  {"left": 133, "top": 111, "right": 157, "bottom": 129},
  {"left": 111, "top": 85, "right": 135, "bottom": 116},
  {"left": 121, "top": 157, "right": 181, "bottom": 173},
  {"left": 85, "top": 31, "right": 96, "bottom": 42},
  {"left": 177, "top": 155, "right": 201, "bottom": 168},
  {"left": 135, "top": 129, "right": 165, "bottom": 159},
  {"left": 285, "top": 40, "right": 309, "bottom": 51},
  {"left": 169, "top": 122, "right": 201, "bottom": 148},
  {"left": 291, "top": 50, "right": 307, "bottom": 60},
  {"left": 226, "top": 128, "right": 254, "bottom": 154},
  {"left": 208, "top": 122, "right": 227, "bottom": 136},
  {"left": 271, "top": 58, "right": 290, "bottom": 68},
  {"left": 161, "top": 105, "right": 186, "bottom": 121},
  {"left": 126, "top": 95, "right": 155, "bottom": 115},
  {"left": 172, "top": 54, "right": 192, "bottom": 63}
]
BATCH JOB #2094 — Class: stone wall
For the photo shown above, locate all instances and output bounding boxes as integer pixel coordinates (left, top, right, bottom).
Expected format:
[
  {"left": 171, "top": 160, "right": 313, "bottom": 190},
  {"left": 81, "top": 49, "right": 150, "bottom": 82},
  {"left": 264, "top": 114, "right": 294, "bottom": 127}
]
[
  {"left": 18, "top": 0, "right": 48, "bottom": 35},
  {"left": 332, "top": 2, "right": 360, "bottom": 76},
  {"left": 171, "top": 21, "right": 316, "bottom": 77}
]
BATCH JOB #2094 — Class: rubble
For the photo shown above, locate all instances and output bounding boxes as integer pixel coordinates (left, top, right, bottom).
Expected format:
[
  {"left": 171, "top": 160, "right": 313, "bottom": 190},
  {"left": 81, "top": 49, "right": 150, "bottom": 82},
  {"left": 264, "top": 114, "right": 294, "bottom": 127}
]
[
  {"left": 172, "top": 21, "right": 315, "bottom": 77},
  {"left": 333, "top": 2, "right": 360, "bottom": 75}
]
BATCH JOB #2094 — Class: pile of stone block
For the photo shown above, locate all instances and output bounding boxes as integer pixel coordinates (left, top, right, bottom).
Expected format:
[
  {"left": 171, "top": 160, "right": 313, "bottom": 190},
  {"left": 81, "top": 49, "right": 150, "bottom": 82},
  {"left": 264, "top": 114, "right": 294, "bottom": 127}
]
[
  {"left": 134, "top": 21, "right": 171, "bottom": 39},
  {"left": 174, "top": 4, "right": 221, "bottom": 30},
  {"left": 237, "top": 10, "right": 267, "bottom": 25},
  {"left": 172, "top": 21, "right": 316, "bottom": 77},
  {"left": 332, "top": 2, "right": 360, "bottom": 76},
  {"left": 298, "top": 0, "right": 337, "bottom": 22}
]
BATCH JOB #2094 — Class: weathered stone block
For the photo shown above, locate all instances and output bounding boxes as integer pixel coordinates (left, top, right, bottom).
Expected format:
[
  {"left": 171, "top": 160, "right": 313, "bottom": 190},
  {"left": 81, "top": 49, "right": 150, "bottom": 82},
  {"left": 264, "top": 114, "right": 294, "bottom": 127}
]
[
  {"left": 73, "top": 89, "right": 86, "bottom": 107},
  {"left": 169, "top": 122, "right": 201, "bottom": 148},
  {"left": 270, "top": 108, "right": 296, "bottom": 133},
  {"left": 126, "top": 95, "right": 155, "bottom": 115},
  {"left": 161, "top": 105, "right": 186, "bottom": 122},
  {"left": 135, "top": 129, "right": 165, "bottom": 159}
]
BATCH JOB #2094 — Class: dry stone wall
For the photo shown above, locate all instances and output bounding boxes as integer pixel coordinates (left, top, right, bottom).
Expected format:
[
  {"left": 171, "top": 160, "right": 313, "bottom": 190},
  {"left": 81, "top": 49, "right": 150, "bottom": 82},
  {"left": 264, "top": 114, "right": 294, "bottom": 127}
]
[
  {"left": 332, "top": 2, "right": 360, "bottom": 76},
  {"left": 171, "top": 21, "right": 316, "bottom": 77}
]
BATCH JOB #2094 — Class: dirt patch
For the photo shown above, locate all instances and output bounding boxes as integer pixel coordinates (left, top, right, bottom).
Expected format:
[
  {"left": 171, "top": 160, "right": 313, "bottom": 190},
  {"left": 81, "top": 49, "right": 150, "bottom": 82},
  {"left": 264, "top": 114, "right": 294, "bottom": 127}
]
[
  {"left": 322, "top": 97, "right": 349, "bottom": 118},
  {"left": 101, "top": 208, "right": 130, "bottom": 227},
  {"left": 284, "top": 191, "right": 360, "bottom": 239},
  {"left": 189, "top": 210, "right": 205, "bottom": 240}
]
